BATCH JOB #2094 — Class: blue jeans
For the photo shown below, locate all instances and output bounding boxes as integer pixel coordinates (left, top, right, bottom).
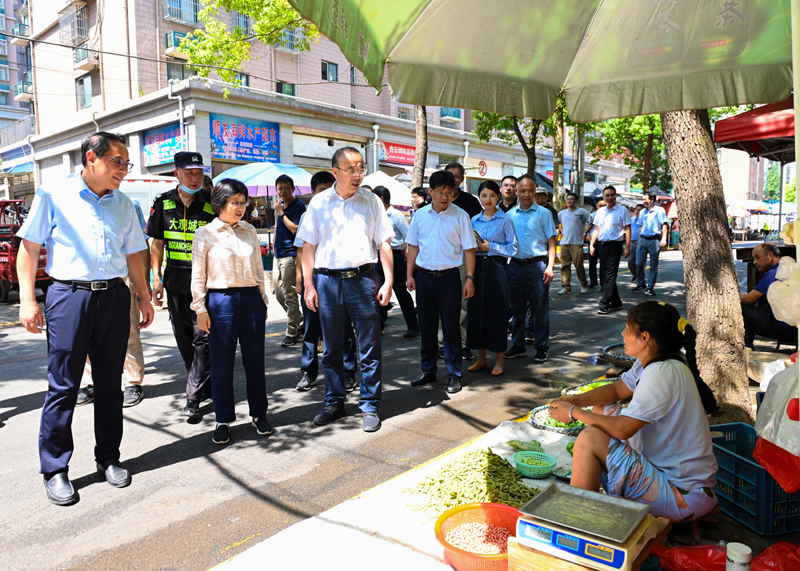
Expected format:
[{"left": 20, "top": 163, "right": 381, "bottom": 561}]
[
  {"left": 315, "top": 269, "right": 382, "bottom": 413},
  {"left": 509, "top": 259, "right": 549, "bottom": 351},
  {"left": 636, "top": 237, "right": 661, "bottom": 289},
  {"left": 207, "top": 287, "right": 268, "bottom": 424},
  {"left": 300, "top": 284, "right": 357, "bottom": 381},
  {"left": 416, "top": 269, "right": 463, "bottom": 377}
]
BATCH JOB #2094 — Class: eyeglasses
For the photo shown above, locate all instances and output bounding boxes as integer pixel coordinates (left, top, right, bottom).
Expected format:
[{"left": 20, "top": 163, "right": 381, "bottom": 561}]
[
  {"left": 335, "top": 166, "right": 367, "bottom": 177},
  {"left": 227, "top": 201, "right": 248, "bottom": 209},
  {"left": 101, "top": 155, "right": 134, "bottom": 173}
]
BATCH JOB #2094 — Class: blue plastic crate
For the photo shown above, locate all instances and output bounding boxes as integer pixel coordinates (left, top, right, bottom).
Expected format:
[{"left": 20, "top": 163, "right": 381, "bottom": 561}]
[{"left": 711, "top": 423, "right": 800, "bottom": 535}]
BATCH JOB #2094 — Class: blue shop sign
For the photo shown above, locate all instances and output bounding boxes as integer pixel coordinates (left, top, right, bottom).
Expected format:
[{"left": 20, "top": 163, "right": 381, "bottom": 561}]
[
  {"left": 210, "top": 113, "right": 280, "bottom": 163},
  {"left": 143, "top": 123, "right": 186, "bottom": 166}
]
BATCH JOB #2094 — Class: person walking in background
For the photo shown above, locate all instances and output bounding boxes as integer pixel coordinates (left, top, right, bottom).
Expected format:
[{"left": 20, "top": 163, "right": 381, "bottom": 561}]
[
  {"left": 296, "top": 147, "right": 395, "bottom": 433},
  {"left": 372, "top": 186, "right": 420, "bottom": 338},
  {"left": 407, "top": 170, "right": 477, "bottom": 394},
  {"left": 625, "top": 204, "right": 644, "bottom": 283},
  {"left": 294, "top": 172, "right": 359, "bottom": 392},
  {"left": 585, "top": 199, "right": 605, "bottom": 290},
  {"left": 273, "top": 174, "right": 306, "bottom": 346},
  {"left": 589, "top": 186, "right": 631, "bottom": 315},
  {"left": 557, "top": 192, "right": 592, "bottom": 295},
  {"left": 191, "top": 179, "right": 272, "bottom": 445},
  {"left": 443, "top": 162, "right": 482, "bottom": 361},
  {"left": 534, "top": 187, "right": 559, "bottom": 228},
  {"left": 17, "top": 131, "right": 154, "bottom": 505},
  {"left": 634, "top": 193, "right": 668, "bottom": 296},
  {"left": 499, "top": 175, "right": 518, "bottom": 213},
  {"left": 505, "top": 175, "right": 557, "bottom": 362},
  {"left": 410, "top": 187, "right": 429, "bottom": 217},
  {"left": 466, "top": 181, "right": 518, "bottom": 376},
  {"left": 146, "top": 151, "right": 216, "bottom": 420}
]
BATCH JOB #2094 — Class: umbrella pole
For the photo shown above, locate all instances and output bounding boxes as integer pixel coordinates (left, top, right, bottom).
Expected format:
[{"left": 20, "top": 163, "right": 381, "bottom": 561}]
[
  {"left": 778, "top": 163, "right": 784, "bottom": 232},
  {"left": 792, "top": 0, "right": 799, "bottom": 391}
]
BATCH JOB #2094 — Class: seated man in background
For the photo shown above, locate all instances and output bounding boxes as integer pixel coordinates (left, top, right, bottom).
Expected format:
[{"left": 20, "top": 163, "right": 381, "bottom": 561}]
[{"left": 740, "top": 243, "right": 797, "bottom": 348}]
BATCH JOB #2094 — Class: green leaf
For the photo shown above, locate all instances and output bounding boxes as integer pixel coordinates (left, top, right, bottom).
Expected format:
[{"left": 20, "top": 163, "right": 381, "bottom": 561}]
[{"left": 507, "top": 440, "right": 544, "bottom": 453}]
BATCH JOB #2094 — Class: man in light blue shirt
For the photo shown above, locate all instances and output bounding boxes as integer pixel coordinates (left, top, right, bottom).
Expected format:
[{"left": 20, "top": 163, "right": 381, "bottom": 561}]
[
  {"left": 406, "top": 170, "right": 476, "bottom": 393},
  {"left": 504, "top": 174, "right": 557, "bottom": 362},
  {"left": 17, "top": 132, "right": 154, "bottom": 506},
  {"left": 634, "top": 192, "right": 669, "bottom": 295},
  {"left": 625, "top": 204, "right": 644, "bottom": 283}
]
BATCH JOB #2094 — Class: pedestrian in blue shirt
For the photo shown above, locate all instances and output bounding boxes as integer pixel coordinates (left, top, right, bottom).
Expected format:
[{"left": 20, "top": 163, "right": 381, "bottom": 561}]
[
  {"left": 465, "top": 181, "right": 518, "bottom": 376},
  {"left": 634, "top": 193, "right": 669, "bottom": 296},
  {"left": 274, "top": 174, "right": 306, "bottom": 346},
  {"left": 407, "top": 170, "right": 477, "bottom": 394},
  {"left": 504, "top": 175, "right": 557, "bottom": 361},
  {"left": 625, "top": 204, "right": 644, "bottom": 283},
  {"left": 17, "top": 132, "right": 154, "bottom": 506}
]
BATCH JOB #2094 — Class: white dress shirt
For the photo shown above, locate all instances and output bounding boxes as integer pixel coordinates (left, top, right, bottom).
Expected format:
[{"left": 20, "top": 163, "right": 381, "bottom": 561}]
[
  {"left": 593, "top": 204, "right": 631, "bottom": 242},
  {"left": 386, "top": 206, "right": 409, "bottom": 250},
  {"left": 406, "top": 203, "right": 477, "bottom": 271},
  {"left": 295, "top": 185, "right": 394, "bottom": 269}
]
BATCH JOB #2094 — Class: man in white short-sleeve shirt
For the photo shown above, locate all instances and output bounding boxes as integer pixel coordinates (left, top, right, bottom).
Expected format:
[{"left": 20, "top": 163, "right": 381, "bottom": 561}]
[
  {"left": 589, "top": 186, "right": 631, "bottom": 314},
  {"left": 295, "top": 147, "right": 394, "bottom": 433}
]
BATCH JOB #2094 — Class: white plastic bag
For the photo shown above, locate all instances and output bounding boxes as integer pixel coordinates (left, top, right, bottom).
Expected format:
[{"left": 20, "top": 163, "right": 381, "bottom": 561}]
[
  {"left": 755, "top": 362, "right": 799, "bottom": 456},
  {"left": 767, "top": 256, "right": 800, "bottom": 326},
  {"left": 760, "top": 359, "right": 786, "bottom": 393}
]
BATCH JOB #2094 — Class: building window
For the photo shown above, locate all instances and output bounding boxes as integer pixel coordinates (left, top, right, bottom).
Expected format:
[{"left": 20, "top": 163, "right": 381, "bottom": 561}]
[
  {"left": 233, "top": 11, "right": 251, "bottom": 35},
  {"left": 167, "top": 59, "right": 193, "bottom": 81},
  {"left": 58, "top": 0, "right": 89, "bottom": 46},
  {"left": 276, "top": 81, "right": 295, "bottom": 96},
  {"left": 277, "top": 28, "right": 302, "bottom": 53},
  {"left": 397, "top": 107, "right": 411, "bottom": 121},
  {"left": 321, "top": 61, "right": 338, "bottom": 82},
  {"left": 0, "top": 40, "right": 7, "bottom": 56},
  {"left": 0, "top": 92, "right": 8, "bottom": 105},
  {"left": 0, "top": 66, "right": 8, "bottom": 82},
  {"left": 350, "top": 64, "right": 355, "bottom": 84},
  {"left": 0, "top": 17, "right": 5, "bottom": 32},
  {"left": 234, "top": 72, "right": 249, "bottom": 89},
  {"left": 76, "top": 73, "right": 92, "bottom": 110},
  {"left": 163, "top": 0, "right": 200, "bottom": 26}
]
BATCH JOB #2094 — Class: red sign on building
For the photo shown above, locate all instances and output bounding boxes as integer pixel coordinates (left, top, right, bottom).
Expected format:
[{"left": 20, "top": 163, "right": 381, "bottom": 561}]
[{"left": 380, "top": 142, "right": 416, "bottom": 166}]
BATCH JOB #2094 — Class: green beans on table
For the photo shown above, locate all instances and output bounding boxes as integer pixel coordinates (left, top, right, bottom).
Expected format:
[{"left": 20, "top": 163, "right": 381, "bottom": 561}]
[
  {"left": 405, "top": 448, "right": 540, "bottom": 516},
  {"left": 518, "top": 457, "right": 549, "bottom": 466}
]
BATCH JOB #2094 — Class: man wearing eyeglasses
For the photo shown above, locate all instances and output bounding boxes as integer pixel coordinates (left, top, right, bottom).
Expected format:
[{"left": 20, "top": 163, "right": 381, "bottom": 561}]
[
  {"left": 296, "top": 147, "right": 395, "bottom": 433},
  {"left": 145, "top": 151, "right": 216, "bottom": 419},
  {"left": 17, "top": 131, "right": 155, "bottom": 506}
]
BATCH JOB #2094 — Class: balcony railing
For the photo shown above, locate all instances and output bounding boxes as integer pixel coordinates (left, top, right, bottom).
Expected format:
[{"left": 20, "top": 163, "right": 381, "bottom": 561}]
[
  {"left": 440, "top": 107, "right": 462, "bottom": 120},
  {"left": 13, "top": 79, "right": 32, "bottom": 102},
  {"left": 163, "top": 0, "right": 200, "bottom": 27},
  {"left": 0, "top": 115, "right": 35, "bottom": 148},
  {"left": 74, "top": 44, "right": 99, "bottom": 70},
  {"left": 165, "top": 30, "right": 186, "bottom": 49},
  {"left": 11, "top": 22, "right": 29, "bottom": 38}
]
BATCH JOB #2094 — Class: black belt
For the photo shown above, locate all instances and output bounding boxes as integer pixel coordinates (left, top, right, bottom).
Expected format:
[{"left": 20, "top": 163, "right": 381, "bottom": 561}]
[
  {"left": 477, "top": 255, "right": 506, "bottom": 262},
  {"left": 314, "top": 264, "right": 374, "bottom": 279},
  {"left": 640, "top": 234, "right": 662, "bottom": 240},
  {"left": 53, "top": 277, "right": 124, "bottom": 291},
  {"left": 416, "top": 267, "right": 459, "bottom": 279},
  {"left": 511, "top": 256, "right": 546, "bottom": 265}
]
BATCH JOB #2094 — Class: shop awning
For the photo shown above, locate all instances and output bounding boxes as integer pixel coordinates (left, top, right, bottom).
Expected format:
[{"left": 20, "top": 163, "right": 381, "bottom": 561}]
[
  {"left": 5, "top": 161, "right": 35, "bottom": 173},
  {"left": 714, "top": 96, "right": 795, "bottom": 164}
]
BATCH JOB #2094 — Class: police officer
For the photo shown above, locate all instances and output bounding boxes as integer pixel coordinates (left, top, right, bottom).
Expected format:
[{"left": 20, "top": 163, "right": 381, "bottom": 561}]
[{"left": 145, "top": 152, "right": 216, "bottom": 418}]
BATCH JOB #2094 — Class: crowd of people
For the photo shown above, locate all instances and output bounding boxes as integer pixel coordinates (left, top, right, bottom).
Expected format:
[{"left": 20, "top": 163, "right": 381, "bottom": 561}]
[{"left": 14, "top": 132, "right": 754, "bottom": 508}]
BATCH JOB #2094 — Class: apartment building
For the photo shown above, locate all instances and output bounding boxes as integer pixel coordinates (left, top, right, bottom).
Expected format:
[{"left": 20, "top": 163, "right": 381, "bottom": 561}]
[
  {"left": 0, "top": 0, "right": 35, "bottom": 146},
  {"left": 1, "top": 0, "right": 632, "bottom": 201},
  {"left": 718, "top": 147, "right": 767, "bottom": 203}
]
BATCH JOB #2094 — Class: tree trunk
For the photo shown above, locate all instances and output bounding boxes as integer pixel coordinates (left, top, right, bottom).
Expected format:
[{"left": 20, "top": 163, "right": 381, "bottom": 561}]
[
  {"left": 577, "top": 131, "right": 585, "bottom": 206},
  {"left": 553, "top": 105, "right": 564, "bottom": 206},
  {"left": 642, "top": 130, "right": 654, "bottom": 193},
  {"left": 412, "top": 105, "right": 428, "bottom": 189},
  {"left": 660, "top": 109, "right": 753, "bottom": 424},
  {"left": 512, "top": 117, "right": 540, "bottom": 175}
]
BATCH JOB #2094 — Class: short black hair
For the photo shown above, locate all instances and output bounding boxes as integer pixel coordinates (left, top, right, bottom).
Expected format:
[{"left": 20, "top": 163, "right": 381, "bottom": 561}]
[
  {"left": 81, "top": 131, "right": 127, "bottom": 167},
  {"left": 646, "top": 192, "right": 657, "bottom": 202},
  {"left": 517, "top": 173, "right": 537, "bottom": 187},
  {"left": 477, "top": 180, "right": 500, "bottom": 195},
  {"left": 566, "top": 192, "right": 578, "bottom": 200},
  {"left": 501, "top": 175, "right": 517, "bottom": 185},
  {"left": 203, "top": 175, "right": 214, "bottom": 187},
  {"left": 275, "top": 174, "right": 294, "bottom": 188},
  {"left": 331, "top": 146, "right": 363, "bottom": 169},
  {"left": 603, "top": 185, "right": 617, "bottom": 194},
  {"left": 445, "top": 162, "right": 464, "bottom": 177},
  {"left": 372, "top": 185, "right": 391, "bottom": 205},
  {"left": 311, "top": 171, "right": 335, "bottom": 191},
  {"left": 411, "top": 186, "right": 427, "bottom": 198},
  {"left": 429, "top": 170, "right": 455, "bottom": 190},
  {"left": 758, "top": 242, "right": 781, "bottom": 257},
  {"left": 211, "top": 178, "right": 249, "bottom": 215}
]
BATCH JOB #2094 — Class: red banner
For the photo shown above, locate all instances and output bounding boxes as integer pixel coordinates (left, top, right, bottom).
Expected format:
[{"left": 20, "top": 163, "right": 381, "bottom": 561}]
[{"left": 381, "top": 142, "right": 416, "bottom": 166}]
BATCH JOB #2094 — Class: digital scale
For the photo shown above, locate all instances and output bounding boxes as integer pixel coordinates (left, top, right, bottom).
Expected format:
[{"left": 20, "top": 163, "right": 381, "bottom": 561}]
[{"left": 515, "top": 482, "right": 658, "bottom": 571}]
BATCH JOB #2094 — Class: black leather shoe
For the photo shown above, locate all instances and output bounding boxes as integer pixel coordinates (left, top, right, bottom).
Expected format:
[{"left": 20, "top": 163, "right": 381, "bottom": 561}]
[
  {"left": 403, "top": 328, "right": 421, "bottom": 339},
  {"left": 411, "top": 371, "right": 437, "bottom": 387},
  {"left": 96, "top": 460, "right": 131, "bottom": 488},
  {"left": 446, "top": 376, "right": 462, "bottom": 393},
  {"left": 280, "top": 335, "right": 298, "bottom": 347},
  {"left": 44, "top": 473, "right": 77, "bottom": 506},
  {"left": 313, "top": 404, "right": 346, "bottom": 426},
  {"left": 76, "top": 385, "right": 93, "bottom": 406}
]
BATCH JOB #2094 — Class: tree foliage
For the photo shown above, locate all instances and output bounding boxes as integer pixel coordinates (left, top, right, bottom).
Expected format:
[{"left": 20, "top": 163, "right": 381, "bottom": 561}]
[
  {"left": 785, "top": 178, "right": 796, "bottom": 204},
  {"left": 179, "top": 0, "right": 320, "bottom": 87},
  {"left": 765, "top": 162, "right": 781, "bottom": 201}
]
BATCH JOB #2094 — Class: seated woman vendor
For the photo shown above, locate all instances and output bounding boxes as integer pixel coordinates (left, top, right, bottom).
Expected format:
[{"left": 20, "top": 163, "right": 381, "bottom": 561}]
[{"left": 549, "top": 301, "right": 720, "bottom": 522}]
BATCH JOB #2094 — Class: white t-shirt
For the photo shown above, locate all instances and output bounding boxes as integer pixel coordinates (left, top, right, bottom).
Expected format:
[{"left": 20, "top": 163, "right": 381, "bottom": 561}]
[
  {"left": 621, "top": 359, "right": 718, "bottom": 491},
  {"left": 558, "top": 207, "right": 592, "bottom": 245}
]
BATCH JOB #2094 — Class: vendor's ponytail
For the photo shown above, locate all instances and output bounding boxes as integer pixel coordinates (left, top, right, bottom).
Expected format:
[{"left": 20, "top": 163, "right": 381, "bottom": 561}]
[{"left": 682, "top": 324, "right": 722, "bottom": 417}]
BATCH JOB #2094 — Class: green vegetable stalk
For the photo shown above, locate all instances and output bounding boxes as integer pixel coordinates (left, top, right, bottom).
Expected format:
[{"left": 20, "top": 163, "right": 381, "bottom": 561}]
[{"left": 507, "top": 439, "right": 544, "bottom": 453}]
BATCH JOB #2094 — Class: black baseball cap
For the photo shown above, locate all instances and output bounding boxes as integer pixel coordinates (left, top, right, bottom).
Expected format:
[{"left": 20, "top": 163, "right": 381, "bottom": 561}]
[{"left": 174, "top": 151, "right": 205, "bottom": 169}]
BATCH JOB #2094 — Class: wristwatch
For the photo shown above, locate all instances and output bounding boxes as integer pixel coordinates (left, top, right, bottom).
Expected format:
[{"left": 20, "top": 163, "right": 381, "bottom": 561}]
[{"left": 466, "top": 275, "right": 475, "bottom": 280}]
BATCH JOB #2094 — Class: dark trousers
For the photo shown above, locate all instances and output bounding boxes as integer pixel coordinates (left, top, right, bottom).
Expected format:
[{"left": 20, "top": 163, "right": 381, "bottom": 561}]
[
  {"left": 378, "top": 250, "right": 419, "bottom": 331},
  {"left": 207, "top": 287, "right": 268, "bottom": 424},
  {"left": 509, "top": 259, "right": 550, "bottom": 351},
  {"left": 40, "top": 282, "right": 130, "bottom": 476},
  {"left": 588, "top": 247, "right": 599, "bottom": 287},
  {"left": 416, "top": 269, "right": 462, "bottom": 377},
  {"left": 597, "top": 241, "right": 624, "bottom": 309},
  {"left": 166, "top": 289, "right": 211, "bottom": 401},
  {"left": 315, "top": 269, "right": 382, "bottom": 413},
  {"left": 300, "top": 285, "right": 357, "bottom": 381},
  {"left": 741, "top": 303, "right": 798, "bottom": 347}
]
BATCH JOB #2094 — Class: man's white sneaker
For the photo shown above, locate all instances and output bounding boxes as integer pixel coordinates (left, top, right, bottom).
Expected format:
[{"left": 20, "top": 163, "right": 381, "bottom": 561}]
[
  {"left": 557, "top": 288, "right": 571, "bottom": 295},
  {"left": 581, "top": 286, "right": 589, "bottom": 294}
]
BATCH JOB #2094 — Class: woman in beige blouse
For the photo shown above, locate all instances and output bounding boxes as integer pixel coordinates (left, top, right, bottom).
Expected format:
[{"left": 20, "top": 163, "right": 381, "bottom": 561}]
[{"left": 191, "top": 179, "right": 271, "bottom": 445}]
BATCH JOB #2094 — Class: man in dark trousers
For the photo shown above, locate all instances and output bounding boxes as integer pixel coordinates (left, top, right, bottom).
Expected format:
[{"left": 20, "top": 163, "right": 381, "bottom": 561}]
[
  {"left": 589, "top": 186, "right": 631, "bottom": 314},
  {"left": 146, "top": 151, "right": 216, "bottom": 419},
  {"left": 17, "top": 132, "right": 155, "bottom": 505}
]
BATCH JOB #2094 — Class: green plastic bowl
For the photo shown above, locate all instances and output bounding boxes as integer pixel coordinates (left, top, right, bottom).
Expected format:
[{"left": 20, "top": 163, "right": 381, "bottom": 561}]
[{"left": 513, "top": 451, "right": 556, "bottom": 479}]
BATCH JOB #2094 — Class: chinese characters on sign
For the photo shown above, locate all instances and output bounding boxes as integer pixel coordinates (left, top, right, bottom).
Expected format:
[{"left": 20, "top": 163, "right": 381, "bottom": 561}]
[
  {"left": 209, "top": 113, "right": 281, "bottom": 163},
  {"left": 379, "top": 142, "right": 415, "bottom": 166},
  {"left": 142, "top": 123, "right": 186, "bottom": 167}
]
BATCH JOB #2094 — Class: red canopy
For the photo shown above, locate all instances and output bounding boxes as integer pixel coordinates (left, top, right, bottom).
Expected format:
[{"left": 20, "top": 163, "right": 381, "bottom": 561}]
[{"left": 714, "top": 97, "right": 794, "bottom": 164}]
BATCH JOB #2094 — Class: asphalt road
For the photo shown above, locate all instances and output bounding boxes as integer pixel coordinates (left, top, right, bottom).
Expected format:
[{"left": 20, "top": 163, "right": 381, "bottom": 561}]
[{"left": 0, "top": 252, "right": 695, "bottom": 570}]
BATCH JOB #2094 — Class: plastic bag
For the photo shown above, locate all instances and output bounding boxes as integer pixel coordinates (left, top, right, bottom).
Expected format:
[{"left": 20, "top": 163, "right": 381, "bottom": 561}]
[
  {"left": 655, "top": 542, "right": 800, "bottom": 571},
  {"left": 755, "top": 362, "right": 799, "bottom": 456},
  {"left": 753, "top": 436, "right": 800, "bottom": 493},
  {"left": 760, "top": 359, "right": 786, "bottom": 392},
  {"left": 767, "top": 256, "right": 800, "bottom": 325}
]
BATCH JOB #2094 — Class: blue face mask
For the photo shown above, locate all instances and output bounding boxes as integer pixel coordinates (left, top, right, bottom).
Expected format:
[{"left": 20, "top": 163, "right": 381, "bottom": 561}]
[{"left": 180, "top": 183, "right": 201, "bottom": 195}]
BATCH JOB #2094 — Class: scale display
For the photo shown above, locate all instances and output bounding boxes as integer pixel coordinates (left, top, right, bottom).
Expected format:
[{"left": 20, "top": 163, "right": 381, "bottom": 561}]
[{"left": 517, "top": 518, "right": 627, "bottom": 571}]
